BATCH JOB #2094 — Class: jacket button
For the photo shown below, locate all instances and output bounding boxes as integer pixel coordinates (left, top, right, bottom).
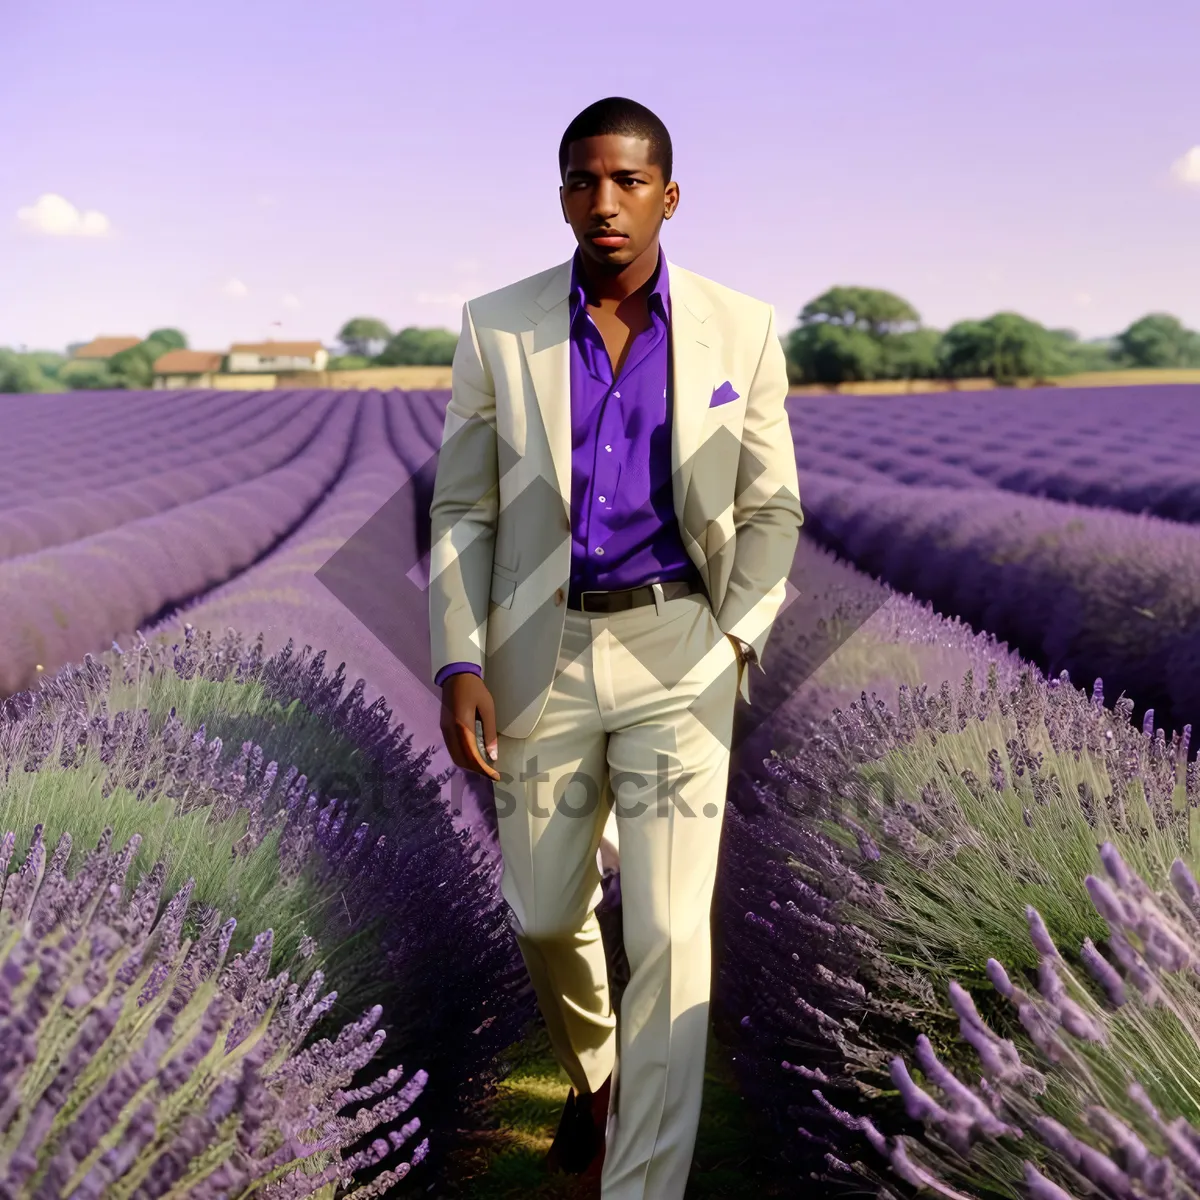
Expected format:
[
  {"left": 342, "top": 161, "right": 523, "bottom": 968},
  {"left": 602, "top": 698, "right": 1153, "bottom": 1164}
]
[{"left": 554, "top": 588, "right": 565, "bottom": 606}]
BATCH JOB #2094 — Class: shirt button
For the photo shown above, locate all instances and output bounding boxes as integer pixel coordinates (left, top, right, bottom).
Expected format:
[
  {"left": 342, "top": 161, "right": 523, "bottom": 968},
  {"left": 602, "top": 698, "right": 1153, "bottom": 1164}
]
[
  {"left": 614, "top": 391, "right": 620, "bottom": 398},
  {"left": 595, "top": 547, "right": 605, "bottom": 556},
  {"left": 554, "top": 587, "right": 565, "bottom": 606},
  {"left": 604, "top": 445, "right": 612, "bottom": 452},
  {"left": 598, "top": 495, "right": 606, "bottom": 503}
]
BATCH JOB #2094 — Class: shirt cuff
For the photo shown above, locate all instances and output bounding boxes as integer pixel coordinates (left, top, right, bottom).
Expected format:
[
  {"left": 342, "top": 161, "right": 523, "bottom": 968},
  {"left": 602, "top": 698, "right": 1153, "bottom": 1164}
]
[{"left": 435, "top": 662, "right": 482, "bottom": 687}]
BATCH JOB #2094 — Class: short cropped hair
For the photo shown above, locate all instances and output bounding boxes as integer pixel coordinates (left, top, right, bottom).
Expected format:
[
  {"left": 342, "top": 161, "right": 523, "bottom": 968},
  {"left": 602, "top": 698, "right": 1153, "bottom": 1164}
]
[{"left": 558, "top": 97, "right": 673, "bottom": 184}]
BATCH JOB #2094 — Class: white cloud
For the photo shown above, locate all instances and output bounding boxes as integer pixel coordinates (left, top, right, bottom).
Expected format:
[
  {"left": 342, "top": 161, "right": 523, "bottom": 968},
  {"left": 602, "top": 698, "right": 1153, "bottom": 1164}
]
[
  {"left": 282, "top": 292, "right": 301, "bottom": 310},
  {"left": 1072, "top": 290, "right": 1093, "bottom": 307},
  {"left": 1170, "top": 146, "right": 1200, "bottom": 187},
  {"left": 17, "top": 193, "right": 111, "bottom": 237},
  {"left": 223, "top": 278, "right": 249, "bottom": 298}
]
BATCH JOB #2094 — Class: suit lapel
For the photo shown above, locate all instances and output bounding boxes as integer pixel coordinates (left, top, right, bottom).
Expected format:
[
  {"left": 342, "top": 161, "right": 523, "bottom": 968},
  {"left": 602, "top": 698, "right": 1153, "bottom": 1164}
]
[
  {"left": 667, "top": 265, "right": 716, "bottom": 522},
  {"left": 519, "top": 262, "right": 573, "bottom": 504}
]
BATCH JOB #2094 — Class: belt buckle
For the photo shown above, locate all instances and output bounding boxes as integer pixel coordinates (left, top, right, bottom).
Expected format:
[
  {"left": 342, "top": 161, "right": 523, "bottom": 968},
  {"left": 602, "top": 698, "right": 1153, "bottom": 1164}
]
[{"left": 579, "top": 590, "right": 603, "bottom": 613}]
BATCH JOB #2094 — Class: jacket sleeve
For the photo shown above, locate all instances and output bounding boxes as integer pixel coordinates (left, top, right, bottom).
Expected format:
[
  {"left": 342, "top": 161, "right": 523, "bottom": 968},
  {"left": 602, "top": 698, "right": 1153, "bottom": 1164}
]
[
  {"left": 714, "top": 302, "right": 803, "bottom": 669},
  {"left": 427, "top": 300, "right": 499, "bottom": 684}
]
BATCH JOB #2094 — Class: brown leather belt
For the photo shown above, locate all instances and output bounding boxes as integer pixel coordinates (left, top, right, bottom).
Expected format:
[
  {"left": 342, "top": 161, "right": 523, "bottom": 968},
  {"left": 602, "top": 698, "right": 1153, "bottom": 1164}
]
[{"left": 570, "top": 579, "right": 706, "bottom": 614}]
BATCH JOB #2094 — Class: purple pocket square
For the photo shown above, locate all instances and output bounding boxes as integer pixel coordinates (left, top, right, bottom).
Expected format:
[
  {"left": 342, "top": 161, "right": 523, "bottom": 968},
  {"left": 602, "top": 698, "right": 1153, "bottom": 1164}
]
[{"left": 710, "top": 381, "right": 740, "bottom": 408}]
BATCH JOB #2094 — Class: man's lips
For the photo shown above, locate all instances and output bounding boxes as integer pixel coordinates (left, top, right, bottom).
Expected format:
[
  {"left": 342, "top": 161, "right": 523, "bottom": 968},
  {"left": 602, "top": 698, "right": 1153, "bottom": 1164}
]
[{"left": 587, "top": 230, "right": 629, "bottom": 247}]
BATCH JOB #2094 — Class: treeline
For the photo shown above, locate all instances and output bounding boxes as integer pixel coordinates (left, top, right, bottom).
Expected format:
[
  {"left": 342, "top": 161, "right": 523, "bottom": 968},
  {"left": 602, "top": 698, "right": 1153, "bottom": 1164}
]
[{"left": 784, "top": 287, "right": 1200, "bottom": 385}]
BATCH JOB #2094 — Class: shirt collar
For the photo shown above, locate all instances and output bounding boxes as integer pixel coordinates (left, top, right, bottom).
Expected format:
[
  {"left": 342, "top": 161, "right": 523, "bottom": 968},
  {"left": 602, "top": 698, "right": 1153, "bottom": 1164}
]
[{"left": 569, "top": 244, "right": 670, "bottom": 323}]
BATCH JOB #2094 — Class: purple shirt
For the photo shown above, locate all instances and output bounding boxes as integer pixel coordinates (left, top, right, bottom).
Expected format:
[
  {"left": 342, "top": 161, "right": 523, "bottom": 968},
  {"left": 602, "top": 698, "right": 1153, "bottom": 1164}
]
[
  {"left": 566, "top": 244, "right": 698, "bottom": 603},
  {"left": 434, "top": 244, "right": 698, "bottom": 687}
]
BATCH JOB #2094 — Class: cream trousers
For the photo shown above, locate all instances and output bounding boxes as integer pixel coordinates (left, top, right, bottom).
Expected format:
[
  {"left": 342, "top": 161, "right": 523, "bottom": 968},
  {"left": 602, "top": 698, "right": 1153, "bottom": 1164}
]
[{"left": 493, "top": 592, "right": 740, "bottom": 1200}]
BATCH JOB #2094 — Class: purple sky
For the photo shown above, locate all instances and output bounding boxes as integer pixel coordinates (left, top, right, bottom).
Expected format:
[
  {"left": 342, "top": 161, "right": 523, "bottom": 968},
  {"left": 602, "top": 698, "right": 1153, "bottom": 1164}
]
[{"left": 3, "top": 0, "right": 1198, "bottom": 354}]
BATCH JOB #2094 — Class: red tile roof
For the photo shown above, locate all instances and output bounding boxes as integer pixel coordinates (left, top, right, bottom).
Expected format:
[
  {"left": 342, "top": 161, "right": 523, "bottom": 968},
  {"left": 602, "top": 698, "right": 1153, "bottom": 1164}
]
[
  {"left": 72, "top": 336, "right": 142, "bottom": 359},
  {"left": 153, "top": 350, "right": 224, "bottom": 374}
]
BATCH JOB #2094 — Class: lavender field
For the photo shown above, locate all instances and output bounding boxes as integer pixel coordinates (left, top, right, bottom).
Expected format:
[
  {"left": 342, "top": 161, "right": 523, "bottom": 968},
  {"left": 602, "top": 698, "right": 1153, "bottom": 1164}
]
[{"left": 2, "top": 383, "right": 1200, "bottom": 1197}]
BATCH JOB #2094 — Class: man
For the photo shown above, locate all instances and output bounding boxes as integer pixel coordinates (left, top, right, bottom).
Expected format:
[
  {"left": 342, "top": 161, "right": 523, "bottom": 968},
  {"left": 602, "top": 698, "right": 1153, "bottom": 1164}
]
[{"left": 428, "top": 96, "right": 802, "bottom": 1199}]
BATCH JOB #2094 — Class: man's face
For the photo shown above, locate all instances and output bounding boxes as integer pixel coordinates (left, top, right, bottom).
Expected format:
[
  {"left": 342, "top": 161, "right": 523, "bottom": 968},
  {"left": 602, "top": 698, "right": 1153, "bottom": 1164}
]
[{"left": 559, "top": 134, "right": 679, "bottom": 271}]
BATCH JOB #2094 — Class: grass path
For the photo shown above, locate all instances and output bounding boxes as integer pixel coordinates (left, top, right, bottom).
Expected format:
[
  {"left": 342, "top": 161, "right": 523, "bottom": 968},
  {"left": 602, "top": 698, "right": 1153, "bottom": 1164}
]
[{"left": 437, "top": 1016, "right": 797, "bottom": 1198}]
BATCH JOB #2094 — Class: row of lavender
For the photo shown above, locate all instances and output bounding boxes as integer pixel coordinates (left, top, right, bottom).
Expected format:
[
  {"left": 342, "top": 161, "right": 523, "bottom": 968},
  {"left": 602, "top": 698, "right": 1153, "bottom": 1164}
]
[
  {"left": 0, "top": 389, "right": 336, "bottom": 512},
  {"left": 0, "top": 624, "right": 536, "bottom": 1194},
  {"left": 0, "top": 391, "right": 337, "bottom": 561},
  {"left": 795, "top": 468, "right": 1200, "bottom": 743},
  {"left": 789, "top": 384, "right": 1200, "bottom": 523}
]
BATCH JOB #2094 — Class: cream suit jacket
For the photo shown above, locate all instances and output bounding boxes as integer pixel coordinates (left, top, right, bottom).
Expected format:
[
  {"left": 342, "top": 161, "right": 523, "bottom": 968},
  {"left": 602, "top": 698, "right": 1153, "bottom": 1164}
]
[{"left": 428, "top": 252, "right": 803, "bottom": 740}]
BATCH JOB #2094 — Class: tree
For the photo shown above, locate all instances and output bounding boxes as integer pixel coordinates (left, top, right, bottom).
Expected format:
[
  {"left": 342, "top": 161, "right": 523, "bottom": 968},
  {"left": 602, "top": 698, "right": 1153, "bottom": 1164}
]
[
  {"left": 338, "top": 317, "right": 393, "bottom": 359},
  {"left": 0, "top": 350, "right": 60, "bottom": 393},
  {"left": 799, "top": 286, "right": 921, "bottom": 337},
  {"left": 58, "top": 359, "right": 118, "bottom": 389},
  {"left": 20, "top": 350, "right": 67, "bottom": 379},
  {"left": 1115, "top": 313, "right": 1200, "bottom": 368},
  {"left": 1045, "top": 328, "right": 1119, "bottom": 373},
  {"left": 375, "top": 326, "right": 458, "bottom": 367},
  {"left": 107, "top": 335, "right": 178, "bottom": 389},
  {"left": 938, "top": 312, "right": 1056, "bottom": 385},
  {"left": 146, "top": 328, "right": 187, "bottom": 350},
  {"left": 785, "top": 323, "right": 882, "bottom": 384},
  {"left": 878, "top": 328, "right": 943, "bottom": 379},
  {"left": 785, "top": 285, "right": 930, "bottom": 383}
]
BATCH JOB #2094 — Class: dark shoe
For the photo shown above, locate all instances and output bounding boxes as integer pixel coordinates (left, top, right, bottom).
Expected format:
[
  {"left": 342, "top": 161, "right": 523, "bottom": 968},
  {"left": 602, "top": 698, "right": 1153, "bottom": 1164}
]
[
  {"left": 543, "top": 1074, "right": 612, "bottom": 1175},
  {"left": 544, "top": 1087, "right": 589, "bottom": 1174}
]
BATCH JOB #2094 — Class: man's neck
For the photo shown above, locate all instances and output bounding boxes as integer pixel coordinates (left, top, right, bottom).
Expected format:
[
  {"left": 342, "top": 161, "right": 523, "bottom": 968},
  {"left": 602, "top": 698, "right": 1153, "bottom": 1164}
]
[{"left": 578, "top": 240, "right": 660, "bottom": 309}]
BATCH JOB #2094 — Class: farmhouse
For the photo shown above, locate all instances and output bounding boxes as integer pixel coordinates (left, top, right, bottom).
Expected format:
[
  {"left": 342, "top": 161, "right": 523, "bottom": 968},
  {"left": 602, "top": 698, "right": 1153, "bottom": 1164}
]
[
  {"left": 152, "top": 349, "right": 225, "bottom": 389},
  {"left": 71, "top": 336, "right": 142, "bottom": 359},
  {"left": 226, "top": 340, "right": 328, "bottom": 373}
]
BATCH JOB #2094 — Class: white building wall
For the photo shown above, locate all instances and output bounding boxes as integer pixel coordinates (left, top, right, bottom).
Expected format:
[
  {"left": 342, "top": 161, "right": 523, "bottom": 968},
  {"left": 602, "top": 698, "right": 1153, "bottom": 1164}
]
[{"left": 227, "top": 349, "right": 328, "bottom": 372}]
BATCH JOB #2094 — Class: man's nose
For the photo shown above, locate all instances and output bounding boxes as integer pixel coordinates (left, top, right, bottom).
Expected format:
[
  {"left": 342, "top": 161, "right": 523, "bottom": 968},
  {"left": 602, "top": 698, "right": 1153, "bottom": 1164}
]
[{"left": 590, "top": 181, "right": 620, "bottom": 216}]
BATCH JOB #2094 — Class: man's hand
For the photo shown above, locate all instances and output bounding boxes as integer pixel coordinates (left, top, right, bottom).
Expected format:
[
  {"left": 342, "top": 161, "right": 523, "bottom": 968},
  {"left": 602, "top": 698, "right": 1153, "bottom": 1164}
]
[{"left": 440, "top": 673, "right": 501, "bottom": 781}]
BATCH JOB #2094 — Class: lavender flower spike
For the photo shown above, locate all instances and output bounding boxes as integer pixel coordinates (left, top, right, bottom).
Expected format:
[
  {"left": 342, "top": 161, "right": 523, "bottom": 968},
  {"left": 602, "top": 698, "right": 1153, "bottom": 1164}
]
[
  {"left": 1170, "top": 858, "right": 1200, "bottom": 922},
  {"left": 986, "top": 957, "right": 1015, "bottom": 997},
  {"left": 1080, "top": 938, "right": 1127, "bottom": 1008},
  {"left": 1026, "top": 906, "right": 1060, "bottom": 959}
]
